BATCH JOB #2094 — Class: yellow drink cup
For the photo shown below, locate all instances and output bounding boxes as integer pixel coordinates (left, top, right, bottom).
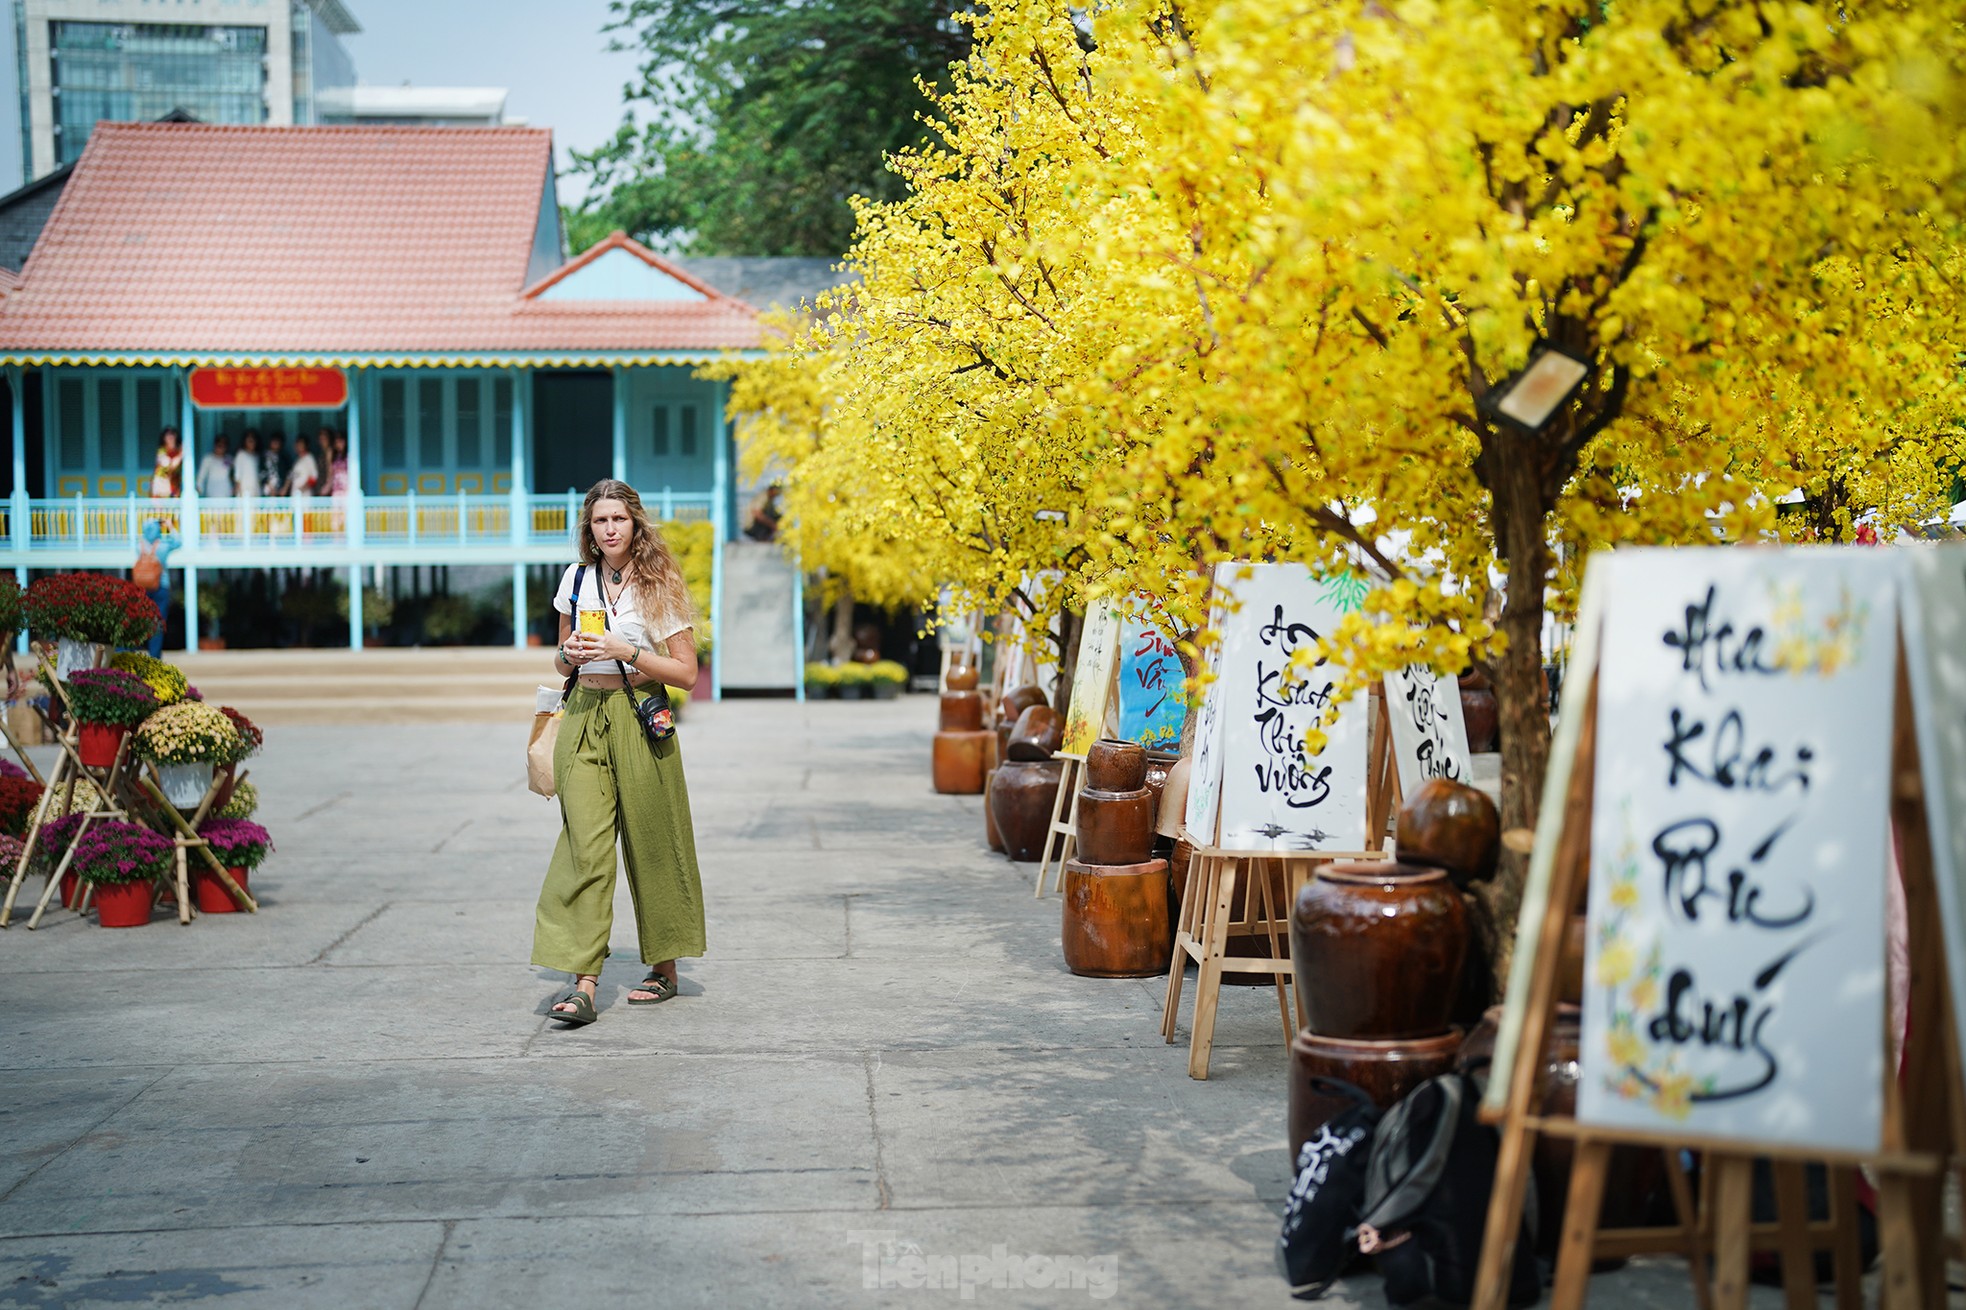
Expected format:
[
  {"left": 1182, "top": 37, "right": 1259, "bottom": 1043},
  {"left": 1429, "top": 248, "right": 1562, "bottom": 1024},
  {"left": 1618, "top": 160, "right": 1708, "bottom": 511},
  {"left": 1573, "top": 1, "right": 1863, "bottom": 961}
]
[{"left": 577, "top": 604, "right": 605, "bottom": 636}]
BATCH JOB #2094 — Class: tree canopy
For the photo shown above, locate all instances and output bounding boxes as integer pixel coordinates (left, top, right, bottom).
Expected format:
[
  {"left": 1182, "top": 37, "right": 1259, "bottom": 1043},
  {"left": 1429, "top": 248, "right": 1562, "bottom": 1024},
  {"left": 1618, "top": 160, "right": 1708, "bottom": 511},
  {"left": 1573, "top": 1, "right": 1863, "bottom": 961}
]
[
  {"left": 725, "top": 0, "right": 1966, "bottom": 986},
  {"left": 566, "top": 0, "right": 976, "bottom": 255}
]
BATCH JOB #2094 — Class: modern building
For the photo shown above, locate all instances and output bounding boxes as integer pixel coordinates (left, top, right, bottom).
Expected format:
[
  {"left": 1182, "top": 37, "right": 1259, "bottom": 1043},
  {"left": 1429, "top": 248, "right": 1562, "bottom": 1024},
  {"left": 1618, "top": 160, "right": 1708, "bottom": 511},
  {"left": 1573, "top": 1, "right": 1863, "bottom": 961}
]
[
  {"left": 315, "top": 83, "right": 509, "bottom": 128},
  {"left": 0, "top": 120, "right": 789, "bottom": 689},
  {"left": 13, "top": 0, "right": 361, "bottom": 183}
]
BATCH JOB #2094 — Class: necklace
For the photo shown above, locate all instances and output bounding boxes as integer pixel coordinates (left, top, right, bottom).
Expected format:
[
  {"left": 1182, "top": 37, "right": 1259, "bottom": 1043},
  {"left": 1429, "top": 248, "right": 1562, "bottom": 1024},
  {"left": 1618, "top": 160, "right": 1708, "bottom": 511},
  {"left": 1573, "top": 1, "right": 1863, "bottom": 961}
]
[{"left": 610, "top": 567, "right": 623, "bottom": 583}]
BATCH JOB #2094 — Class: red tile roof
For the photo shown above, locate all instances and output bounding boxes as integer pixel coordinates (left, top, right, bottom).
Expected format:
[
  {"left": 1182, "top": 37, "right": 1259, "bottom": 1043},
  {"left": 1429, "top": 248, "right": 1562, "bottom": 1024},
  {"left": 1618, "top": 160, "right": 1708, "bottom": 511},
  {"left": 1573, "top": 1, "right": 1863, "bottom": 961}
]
[{"left": 0, "top": 122, "right": 759, "bottom": 360}]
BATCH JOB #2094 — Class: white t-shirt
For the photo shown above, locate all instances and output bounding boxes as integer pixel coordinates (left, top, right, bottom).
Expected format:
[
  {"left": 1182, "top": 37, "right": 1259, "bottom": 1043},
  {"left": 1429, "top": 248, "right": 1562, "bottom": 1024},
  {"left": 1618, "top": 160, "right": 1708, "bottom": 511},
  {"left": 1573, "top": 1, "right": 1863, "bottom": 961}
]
[
  {"left": 196, "top": 453, "right": 233, "bottom": 498},
  {"left": 233, "top": 451, "right": 260, "bottom": 498},
  {"left": 553, "top": 562, "right": 693, "bottom": 679}
]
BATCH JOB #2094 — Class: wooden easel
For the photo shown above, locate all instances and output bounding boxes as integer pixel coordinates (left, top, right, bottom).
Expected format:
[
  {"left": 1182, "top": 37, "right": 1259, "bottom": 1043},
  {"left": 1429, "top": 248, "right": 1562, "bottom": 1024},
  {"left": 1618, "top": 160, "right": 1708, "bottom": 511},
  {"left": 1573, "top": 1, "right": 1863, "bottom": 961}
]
[
  {"left": 1473, "top": 650, "right": 1966, "bottom": 1310},
  {"left": 1036, "top": 653, "right": 1120, "bottom": 897},
  {"left": 1160, "top": 690, "right": 1404, "bottom": 1079}
]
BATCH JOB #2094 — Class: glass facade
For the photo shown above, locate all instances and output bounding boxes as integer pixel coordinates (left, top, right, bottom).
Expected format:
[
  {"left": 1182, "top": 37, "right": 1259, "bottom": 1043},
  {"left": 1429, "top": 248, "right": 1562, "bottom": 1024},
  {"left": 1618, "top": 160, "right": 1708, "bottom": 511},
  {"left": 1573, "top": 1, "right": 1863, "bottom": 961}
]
[{"left": 50, "top": 22, "right": 268, "bottom": 166}]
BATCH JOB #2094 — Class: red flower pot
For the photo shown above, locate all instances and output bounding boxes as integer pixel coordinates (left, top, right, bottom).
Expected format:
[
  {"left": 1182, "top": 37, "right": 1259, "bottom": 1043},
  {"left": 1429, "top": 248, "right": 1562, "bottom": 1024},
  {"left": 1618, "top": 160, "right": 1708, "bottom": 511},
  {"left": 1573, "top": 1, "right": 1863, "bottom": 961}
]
[
  {"left": 76, "top": 721, "right": 127, "bottom": 769},
  {"left": 193, "top": 865, "right": 250, "bottom": 914},
  {"left": 60, "top": 870, "right": 79, "bottom": 908},
  {"left": 92, "top": 880, "right": 154, "bottom": 928}
]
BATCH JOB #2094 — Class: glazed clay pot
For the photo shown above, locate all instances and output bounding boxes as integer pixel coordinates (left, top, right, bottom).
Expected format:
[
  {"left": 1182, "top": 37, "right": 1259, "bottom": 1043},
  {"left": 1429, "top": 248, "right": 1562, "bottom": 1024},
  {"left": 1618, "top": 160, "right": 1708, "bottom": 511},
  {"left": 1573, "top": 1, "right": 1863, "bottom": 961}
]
[
  {"left": 1396, "top": 778, "right": 1501, "bottom": 886},
  {"left": 932, "top": 729, "right": 995, "bottom": 794},
  {"left": 945, "top": 662, "right": 979, "bottom": 692},
  {"left": 1076, "top": 787, "right": 1155, "bottom": 866},
  {"left": 1291, "top": 861, "right": 1468, "bottom": 1039},
  {"left": 1155, "top": 755, "right": 1191, "bottom": 838},
  {"left": 939, "top": 691, "right": 984, "bottom": 732},
  {"left": 984, "top": 768, "right": 1005, "bottom": 852},
  {"left": 1006, "top": 705, "right": 1064, "bottom": 762},
  {"left": 990, "top": 758, "right": 1063, "bottom": 861},
  {"left": 1458, "top": 671, "right": 1499, "bottom": 754},
  {"left": 1085, "top": 738, "right": 1147, "bottom": 792},
  {"left": 1288, "top": 1029, "right": 1462, "bottom": 1162},
  {"left": 1062, "top": 857, "right": 1173, "bottom": 977},
  {"left": 998, "top": 684, "right": 1049, "bottom": 724}
]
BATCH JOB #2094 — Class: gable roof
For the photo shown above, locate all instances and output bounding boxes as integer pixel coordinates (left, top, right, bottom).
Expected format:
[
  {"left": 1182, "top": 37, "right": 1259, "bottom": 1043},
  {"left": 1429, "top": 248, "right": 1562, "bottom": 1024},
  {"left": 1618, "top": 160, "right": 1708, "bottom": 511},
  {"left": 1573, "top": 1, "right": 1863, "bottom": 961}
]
[
  {"left": 0, "top": 122, "right": 759, "bottom": 363},
  {"left": 524, "top": 230, "right": 723, "bottom": 303}
]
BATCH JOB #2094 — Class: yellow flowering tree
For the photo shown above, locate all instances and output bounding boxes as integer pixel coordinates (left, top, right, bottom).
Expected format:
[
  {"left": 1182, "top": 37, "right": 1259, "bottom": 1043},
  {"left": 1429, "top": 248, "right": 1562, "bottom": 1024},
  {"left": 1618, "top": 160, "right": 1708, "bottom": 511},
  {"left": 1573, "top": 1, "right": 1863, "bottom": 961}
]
[{"left": 1051, "top": 0, "right": 1965, "bottom": 978}]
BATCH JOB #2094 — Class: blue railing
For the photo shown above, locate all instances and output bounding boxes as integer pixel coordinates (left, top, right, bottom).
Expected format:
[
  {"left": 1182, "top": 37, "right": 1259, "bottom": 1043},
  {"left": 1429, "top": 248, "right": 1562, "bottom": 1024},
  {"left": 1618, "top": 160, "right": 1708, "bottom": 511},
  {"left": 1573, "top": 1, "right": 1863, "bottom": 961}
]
[{"left": 0, "top": 489, "right": 714, "bottom": 558}]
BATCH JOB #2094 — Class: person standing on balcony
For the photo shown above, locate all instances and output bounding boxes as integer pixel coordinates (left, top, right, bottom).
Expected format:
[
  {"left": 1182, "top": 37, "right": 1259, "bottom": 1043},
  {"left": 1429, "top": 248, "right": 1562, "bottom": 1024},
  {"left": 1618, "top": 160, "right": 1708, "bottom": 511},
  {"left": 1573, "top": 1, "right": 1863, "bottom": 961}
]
[
  {"left": 195, "top": 434, "right": 234, "bottom": 499},
  {"left": 233, "top": 432, "right": 261, "bottom": 506},
  {"left": 534, "top": 479, "right": 705, "bottom": 1026},
  {"left": 131, "top": 519, "right": 179, "bottom": 658},
  {"left": 261, "top": 432, "right": 289, "bottom": 498},
  {"left": 149, "top": 427, "right": 184, "bottom": 499},
  {"left": 285, "top": 434, "right": 320, "bottom": 536},
  {"left": 327, "top": 429, "right": 351, "bottom": 530}
]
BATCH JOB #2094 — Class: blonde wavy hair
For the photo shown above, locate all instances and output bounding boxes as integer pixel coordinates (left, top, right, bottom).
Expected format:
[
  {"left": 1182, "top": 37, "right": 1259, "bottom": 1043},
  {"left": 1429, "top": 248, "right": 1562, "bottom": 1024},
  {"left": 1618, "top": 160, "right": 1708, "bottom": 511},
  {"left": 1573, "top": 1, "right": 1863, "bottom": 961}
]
[{"left": 577, "top": 480, "right": 693, "bottom": 628}]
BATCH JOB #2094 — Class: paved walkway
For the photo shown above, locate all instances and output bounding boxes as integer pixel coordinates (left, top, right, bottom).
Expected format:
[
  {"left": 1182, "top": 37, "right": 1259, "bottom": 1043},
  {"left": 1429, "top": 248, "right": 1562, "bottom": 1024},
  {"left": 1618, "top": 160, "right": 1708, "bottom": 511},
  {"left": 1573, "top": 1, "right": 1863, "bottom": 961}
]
[{"left": 1, "top": 697, "right": 1773, "bottom": 1307}]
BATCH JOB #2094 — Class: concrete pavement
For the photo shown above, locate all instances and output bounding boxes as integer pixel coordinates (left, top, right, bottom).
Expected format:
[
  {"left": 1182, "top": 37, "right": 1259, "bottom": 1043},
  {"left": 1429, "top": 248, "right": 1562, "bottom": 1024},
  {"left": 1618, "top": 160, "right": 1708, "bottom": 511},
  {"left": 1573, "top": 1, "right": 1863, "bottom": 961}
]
[{"left": 0, "top": 696, "right": 1786, "bottom": 1308}]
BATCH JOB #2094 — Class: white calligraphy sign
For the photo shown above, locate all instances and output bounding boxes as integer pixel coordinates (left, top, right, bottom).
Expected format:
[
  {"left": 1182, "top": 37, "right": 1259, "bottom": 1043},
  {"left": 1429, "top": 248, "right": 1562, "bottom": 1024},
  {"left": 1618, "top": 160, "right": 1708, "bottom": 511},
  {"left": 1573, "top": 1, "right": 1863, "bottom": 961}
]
[
  {"left": 1182, "top": 589, "right": 1230, "bottom": 845},
  {"left": 1578, "top": 548, "right": 1894, "bottom": 1152},
  {"left": 1383, "top": 664, "right": 1474, "bottom": 792},
  {"left": 1899, "top": 547, "right": 1966, "bottom": 1082},
  {"left": 1185, "top": 563, "right": 1370, "bottom": 851}
]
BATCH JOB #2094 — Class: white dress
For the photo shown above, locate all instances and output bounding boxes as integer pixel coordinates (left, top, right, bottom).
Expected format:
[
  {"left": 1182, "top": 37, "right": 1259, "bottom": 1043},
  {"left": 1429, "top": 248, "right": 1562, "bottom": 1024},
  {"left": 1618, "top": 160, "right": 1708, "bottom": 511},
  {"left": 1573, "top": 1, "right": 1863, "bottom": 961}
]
[{"left": 233, "top": 451, "right": 260, "bottom": 501}]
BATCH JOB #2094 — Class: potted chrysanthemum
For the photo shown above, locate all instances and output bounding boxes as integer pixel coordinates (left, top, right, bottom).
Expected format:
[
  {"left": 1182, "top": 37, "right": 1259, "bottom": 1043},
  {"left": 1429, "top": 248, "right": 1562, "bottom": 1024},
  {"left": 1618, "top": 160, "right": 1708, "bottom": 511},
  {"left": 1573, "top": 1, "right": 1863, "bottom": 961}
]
[
  {"left": 70, "top": 820, "right": 175, "bottom": 928},
  {"left": 64, "top": 667, "right": 159, "bottom": 767},
  {"left": 134, "top": 701, "right": 243, "bottom": 808},
  {"left": 836, "top": 662, "right": 874, "bottom": 700},
  {"left": 193, "top": 818, "right": 270, "bottom": 914},
  {"left": 214, "top": 778, "right": 258, "bottom": 820},
  {"left": 25, "top": 573, "right": 161, "bottom": 681},
  {"left": 868, "top": 660, "right": 909, "bottom": 700},
  {"left": 804, "top": 662, "right": 840, "bottom": 699},
  {"left": 109, "top": 652, "right": 191, "bottom": 706},
  {"left": 0, "top": 574, "right": 22, "bottom": 648},
  {"left": 0, "top": 774, "right": 44, "bottom": 837}
]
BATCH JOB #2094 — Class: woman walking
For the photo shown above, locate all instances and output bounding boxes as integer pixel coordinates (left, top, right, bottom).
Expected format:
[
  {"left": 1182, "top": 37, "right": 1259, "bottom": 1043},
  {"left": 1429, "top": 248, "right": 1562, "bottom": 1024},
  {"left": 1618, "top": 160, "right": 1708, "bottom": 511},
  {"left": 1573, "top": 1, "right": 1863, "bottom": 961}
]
[{"left": 534, "top": 479, "right": 704, "bottom": 1025}]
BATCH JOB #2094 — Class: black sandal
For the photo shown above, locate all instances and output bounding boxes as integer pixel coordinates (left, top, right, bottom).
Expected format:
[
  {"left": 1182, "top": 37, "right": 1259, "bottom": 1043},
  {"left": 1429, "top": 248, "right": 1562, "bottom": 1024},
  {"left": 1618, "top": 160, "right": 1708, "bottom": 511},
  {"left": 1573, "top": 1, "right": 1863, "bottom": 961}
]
[
  {"left": 627, "top": 973, "right": 677, "bottom": 1005},
  {"left": 549, "top": 990, "right": 597, "bottom": 1025}
]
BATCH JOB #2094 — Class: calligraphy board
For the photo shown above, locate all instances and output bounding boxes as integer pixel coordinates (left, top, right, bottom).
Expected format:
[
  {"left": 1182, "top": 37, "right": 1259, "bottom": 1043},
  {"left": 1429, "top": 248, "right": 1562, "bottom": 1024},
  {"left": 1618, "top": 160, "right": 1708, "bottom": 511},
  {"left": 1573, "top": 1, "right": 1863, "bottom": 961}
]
[
  {"left": 1116, "top": 613, "right": 1187, "bottom": 751},
  {"left": 1061, "top": 601, "right": 1121, "bottom": 756},
  {"left": 1383, "top": 663, "right": 1473, "bottom": 790},
  {"left": 1577, "top": 548, "right": 1895, "bottom": 1153},
  {"left": 1184, "top": 563, "right": 1370, "bottom": 851},
  {"left": 1898, "top": 546, "right": 1966, "bottom": 1079}
]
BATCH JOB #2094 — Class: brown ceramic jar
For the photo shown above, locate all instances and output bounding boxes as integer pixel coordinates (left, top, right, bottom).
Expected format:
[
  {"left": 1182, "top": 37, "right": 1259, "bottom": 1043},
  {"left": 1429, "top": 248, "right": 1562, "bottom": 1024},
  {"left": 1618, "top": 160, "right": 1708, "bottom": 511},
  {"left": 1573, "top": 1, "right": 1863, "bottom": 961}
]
[
  {"left": 945, "top": 662, "right": 979, "bottom": 692},
  {"left": 1396, "top": 777, "right": 1501, "bottom": 886},
  {"left": 983, "top": 768, "right": 1005, "bottom": 852},
  {"left": 989, "top": 758, "right": 1063, "bottom": 861},
  {"left": 1458, "top": 671, "right": 1499, "bottom": 753},
  {"left": 1291, "top": 861, "right": 1468, "bottom": 1039},
  {"left": 1075, "top": 787, "right": 1155, "bottom": 866},
  {"left": 1085, "top": 738, "right": 1147, "bottom": 792},
  {"left": 1142, "top": 753, "right": 1175, "bottom": 818},
  {"left": 932, "top": 730, "right": 994, "bottom": 795},
  {"left": 1061, "top": 857, "right": 1173, "bottom": 977},
  {"left": 939, "top": 691, "right": 984, "bottom": 733},
  {"left": 1287, "top": 1029, "right": 1462, "bottom": 1161},
  {"left": 998, "top": 683, "right": 1049, "bottom": 724},
  {"left": 1006, "top": 705, "right": 1064, "bottom": 762}
]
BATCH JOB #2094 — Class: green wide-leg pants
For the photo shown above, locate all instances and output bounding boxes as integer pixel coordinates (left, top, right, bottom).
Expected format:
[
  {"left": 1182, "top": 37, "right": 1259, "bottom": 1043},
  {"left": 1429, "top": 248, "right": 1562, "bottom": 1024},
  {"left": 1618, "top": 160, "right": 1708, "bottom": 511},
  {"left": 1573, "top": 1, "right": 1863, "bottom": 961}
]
[{"left": 531, "top": 686, "right": 706, "bottom": 975}]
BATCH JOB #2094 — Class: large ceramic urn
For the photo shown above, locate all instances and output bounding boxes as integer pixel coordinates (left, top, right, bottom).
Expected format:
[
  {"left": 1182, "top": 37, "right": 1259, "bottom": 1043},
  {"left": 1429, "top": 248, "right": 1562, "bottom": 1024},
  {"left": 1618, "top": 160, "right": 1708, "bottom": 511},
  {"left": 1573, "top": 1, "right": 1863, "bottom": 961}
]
[
  {"left": 1287, "top": 1029, "right": 1462, "bottom": 1162},
  {"left": 1395, "top": 778, "right": 1501, "bottom": 887},
  {"left": 932, "top": 730, "right": 994, "bottom": 794},
  {"left": 1077, "top": 738, "right": 1155, "bottom": 866},
  {"left": 1061, "top": 857, "right": 1173, "bottom": 977},
  {"left": 1006, "top": 705, "right": 1064, "bottom": 762},
  {"left": 1458, "top": 669, "right": 1499, "bottom": 753},
  {"left": 1290, "top": 861, "right": 1468, "bottom": 1040},
  {"left": 989, "top": 758, "right": 1063, "bottom": 861}
]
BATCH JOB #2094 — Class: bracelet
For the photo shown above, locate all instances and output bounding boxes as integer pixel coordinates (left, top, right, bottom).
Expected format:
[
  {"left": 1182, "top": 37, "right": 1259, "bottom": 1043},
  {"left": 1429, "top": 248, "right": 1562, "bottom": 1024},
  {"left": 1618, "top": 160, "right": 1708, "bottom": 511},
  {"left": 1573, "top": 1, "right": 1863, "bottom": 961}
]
[{"left": 628, "top": 642, "right": 642, "bottom": 668}]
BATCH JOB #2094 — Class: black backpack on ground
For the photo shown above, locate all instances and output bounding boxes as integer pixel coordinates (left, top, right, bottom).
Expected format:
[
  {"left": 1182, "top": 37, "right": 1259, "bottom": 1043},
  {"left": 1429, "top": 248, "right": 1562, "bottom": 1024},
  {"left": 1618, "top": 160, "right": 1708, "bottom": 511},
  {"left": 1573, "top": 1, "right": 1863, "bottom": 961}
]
[
  {"left": 1277, "top": 1078, "right": 1382, "bottom": 1299},
  {"left": 1355, "top": 1072, "right": 1541, "bottom": 1308}
]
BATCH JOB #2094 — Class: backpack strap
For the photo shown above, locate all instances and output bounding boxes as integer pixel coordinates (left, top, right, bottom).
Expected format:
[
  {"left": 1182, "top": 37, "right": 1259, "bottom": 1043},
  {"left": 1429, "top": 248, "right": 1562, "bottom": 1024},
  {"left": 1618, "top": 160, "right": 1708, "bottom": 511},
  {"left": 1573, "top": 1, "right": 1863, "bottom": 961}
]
[
  {"left": 559, "top": 565, "right": 585, "bottom": 702},
  {"left": 1356, "top": 1074, "right": 1467, "bottom": 1233}
]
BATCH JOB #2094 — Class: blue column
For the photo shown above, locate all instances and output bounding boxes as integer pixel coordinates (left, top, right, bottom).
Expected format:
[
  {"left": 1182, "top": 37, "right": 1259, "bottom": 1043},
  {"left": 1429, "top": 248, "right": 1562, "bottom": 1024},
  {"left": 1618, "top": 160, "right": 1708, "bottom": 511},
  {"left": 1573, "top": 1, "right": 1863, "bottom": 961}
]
[
  {"left": 709, "top": 377, "right": 730, "bottom": 701},
  {"left": 347, "top": 564, "right": 362, "bottom": 650},
  {"left": 183, "top": 567, "right": 199, "bottom": 650},
  {"left": 792, "top": 548, "right": 805, "bottom": 704},
  {"left": 345, "top": 369, "right": 365, "bottom": 549},
  {"left": 511, "top": 563, "right": 526, "bottom": 650},
  {"left": 9, "top": 366, "right": 26, "bottom": 653},
  {"left": 610, "top": 364, "right": 628, "bottom": 483},
  {"left": 509, "top": 368, "right": 527, "bottom": 547}
]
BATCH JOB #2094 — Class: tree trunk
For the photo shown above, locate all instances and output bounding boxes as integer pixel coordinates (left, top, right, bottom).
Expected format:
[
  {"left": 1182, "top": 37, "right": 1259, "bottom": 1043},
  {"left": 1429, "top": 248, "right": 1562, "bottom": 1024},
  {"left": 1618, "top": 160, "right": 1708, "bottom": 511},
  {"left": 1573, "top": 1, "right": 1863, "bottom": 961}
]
[
  {"left": 828, "top": 586, "right": 855, "bottom": 664},
  {"left": 1474, "top": 435, "right": 1556, "bottom": 1006},
  {"left": 1050, "top": 606, "right": 1085, "bottom": 714}
]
